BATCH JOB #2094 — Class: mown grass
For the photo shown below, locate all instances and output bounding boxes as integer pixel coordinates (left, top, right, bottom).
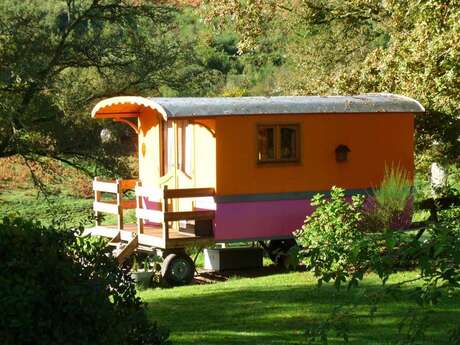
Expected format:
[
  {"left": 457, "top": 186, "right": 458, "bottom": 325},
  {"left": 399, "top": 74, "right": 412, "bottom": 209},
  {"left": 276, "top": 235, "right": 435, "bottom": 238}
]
[
  {"left": 0, "top": 157, "right": 94, "bottom": 227},
  {"left": 0, "top": 156, "right": 136, "bottom": 227},
  {"left": 0, "top": 187, "right": 139, "bottom": 228},
  {"left": 0, "top": 189, "right": 93, "bottom": 226},
  {"left": 141, "top": 271, "right": 460, "bottom": 345},
  {"left": 2, "top": 157, "right": 459, "bottom": 344}
]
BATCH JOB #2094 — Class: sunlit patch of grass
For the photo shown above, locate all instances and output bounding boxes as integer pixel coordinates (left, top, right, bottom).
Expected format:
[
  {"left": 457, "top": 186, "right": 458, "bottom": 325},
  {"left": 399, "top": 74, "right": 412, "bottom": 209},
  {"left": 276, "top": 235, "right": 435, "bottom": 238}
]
[{"left": 141, "top": 271, "right": 460, "bottom": 345}]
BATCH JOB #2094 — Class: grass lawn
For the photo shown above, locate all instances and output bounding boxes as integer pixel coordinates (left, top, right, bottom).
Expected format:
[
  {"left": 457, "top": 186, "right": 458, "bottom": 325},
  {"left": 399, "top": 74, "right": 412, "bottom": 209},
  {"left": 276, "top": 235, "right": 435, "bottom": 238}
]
[{"left": 141, "top": 271, "right": 460, "bottom": 345}]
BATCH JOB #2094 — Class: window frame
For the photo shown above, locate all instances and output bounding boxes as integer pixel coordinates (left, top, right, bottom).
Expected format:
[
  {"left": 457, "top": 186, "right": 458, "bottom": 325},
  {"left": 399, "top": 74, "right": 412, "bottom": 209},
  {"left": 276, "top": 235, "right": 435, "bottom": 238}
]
[
  {"left": 160, "top": 121, "right": 175, "bottom": 177},
  {"left": 160, "top": 120, "right": 193, "bottom": 177},
  {"left": 256, "top": 123, "right": 301, "bottom": 164}
]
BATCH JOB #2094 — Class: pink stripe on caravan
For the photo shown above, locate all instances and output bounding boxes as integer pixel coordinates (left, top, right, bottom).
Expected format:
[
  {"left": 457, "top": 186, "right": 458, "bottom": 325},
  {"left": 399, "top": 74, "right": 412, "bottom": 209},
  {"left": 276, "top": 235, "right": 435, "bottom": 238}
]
[
  {"left": 142, "top": 196, "right": 162, "bottom": 225},
  {"left": 213, "top": 199, "right": 315, "bottom": 241}
]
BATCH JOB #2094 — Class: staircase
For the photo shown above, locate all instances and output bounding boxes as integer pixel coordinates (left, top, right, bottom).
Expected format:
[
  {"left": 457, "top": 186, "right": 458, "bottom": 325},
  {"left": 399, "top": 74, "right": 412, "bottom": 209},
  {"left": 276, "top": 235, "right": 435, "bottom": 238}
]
[{"left": 107, "top": 232, "right": 139, "bottom": 264}]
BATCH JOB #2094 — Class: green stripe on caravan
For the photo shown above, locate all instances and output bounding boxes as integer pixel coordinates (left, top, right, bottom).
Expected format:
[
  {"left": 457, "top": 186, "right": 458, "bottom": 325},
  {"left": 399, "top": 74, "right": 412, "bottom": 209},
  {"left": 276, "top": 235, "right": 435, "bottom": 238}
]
[{"left": 214, "top": 188, "right": 373, "bottom": 203}]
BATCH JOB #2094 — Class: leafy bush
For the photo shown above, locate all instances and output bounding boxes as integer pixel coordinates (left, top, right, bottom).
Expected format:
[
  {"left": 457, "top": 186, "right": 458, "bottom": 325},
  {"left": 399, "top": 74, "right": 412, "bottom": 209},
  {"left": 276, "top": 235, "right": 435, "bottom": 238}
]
[
  {"left": 296, "top": 185, "right": 460, "bottom": 344},
  {"left": 296, "top": 187, "right": 371, "bottom": 288},
  {"left": 297, "top": 185, "right": 460, "bottom": 290},
  {"left": 0, "top": 217, "right": 170, "bottom": 345},
  {"left": 417, "top": 206, "right": 460, "bottom": 303}
]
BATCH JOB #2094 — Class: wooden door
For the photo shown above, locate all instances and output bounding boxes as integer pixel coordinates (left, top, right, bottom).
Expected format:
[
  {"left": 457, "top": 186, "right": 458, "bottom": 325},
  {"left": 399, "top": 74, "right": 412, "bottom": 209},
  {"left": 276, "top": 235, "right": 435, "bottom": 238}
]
[
  {"left": 159, "top": 120, "right": 194, "bottom": 212},
  {"left": 176, "top": 121, "right": 194, "bottom": 218},
  {"left": 159, "top": 120, "right": 175, "bottom": 188}
]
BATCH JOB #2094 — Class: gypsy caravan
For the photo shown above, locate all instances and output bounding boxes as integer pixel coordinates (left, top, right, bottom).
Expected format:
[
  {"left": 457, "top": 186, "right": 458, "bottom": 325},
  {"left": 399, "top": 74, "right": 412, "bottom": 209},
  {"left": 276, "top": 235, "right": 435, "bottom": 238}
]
[{"left": 85, "top": 94, "right": 424, "bottom": 285}]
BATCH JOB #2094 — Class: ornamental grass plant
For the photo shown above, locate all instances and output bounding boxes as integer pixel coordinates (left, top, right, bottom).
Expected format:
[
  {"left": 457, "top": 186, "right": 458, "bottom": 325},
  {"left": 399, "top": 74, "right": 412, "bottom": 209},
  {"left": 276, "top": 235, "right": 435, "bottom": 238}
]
[{"left": 362, "top": 164, "right": 413, "bottom": 232}]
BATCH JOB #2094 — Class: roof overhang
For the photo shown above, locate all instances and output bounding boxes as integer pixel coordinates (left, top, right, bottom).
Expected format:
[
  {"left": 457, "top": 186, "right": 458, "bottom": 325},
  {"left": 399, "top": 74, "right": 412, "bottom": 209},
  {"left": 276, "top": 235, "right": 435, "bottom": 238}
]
[{"left": 91, "top": 96, "right": 168, "bottom": 120}]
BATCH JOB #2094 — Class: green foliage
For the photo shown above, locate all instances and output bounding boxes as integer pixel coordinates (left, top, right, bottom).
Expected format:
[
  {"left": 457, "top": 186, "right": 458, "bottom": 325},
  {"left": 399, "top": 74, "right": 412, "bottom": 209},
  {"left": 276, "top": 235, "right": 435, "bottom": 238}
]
[
  {"left": 296, "top": 187, "right": 369, "bottom": 289},
  {"left": 420, "top": 207, "right": 460, "bottom": 297},
  {"left": 344, "top": 1, "right": 460, "bottom": 165},
  {"left": 144, "top": 257, "right": 150, "bottom": 272},
  {"left": 0, "top": 217, "right": 170, "bottom": 345},
  {"left": 364, "top": 164, "right": 413, "bottom": 231},
  {"left": 0, "top": 1, "right": 224, "bottom": 176},
  {"left": 132, "top": 255, "right": 139, "bottom": 272},
  {"left": 202, "top": 0, "right": 460, "bottom": 164},
  {"left": 300, "top": 189, "right": 460, "bottom": 298},
  {"left": 296, "top": 182, "right": 460, "bottom": 343},
  {"left": 374, "top": 165, "right": 411, "bottom": 213}
]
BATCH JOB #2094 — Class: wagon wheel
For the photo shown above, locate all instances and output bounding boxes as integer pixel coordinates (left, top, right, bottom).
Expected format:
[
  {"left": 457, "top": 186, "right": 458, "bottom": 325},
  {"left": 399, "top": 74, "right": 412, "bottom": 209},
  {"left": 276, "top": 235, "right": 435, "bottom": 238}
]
[
  {"left": 267, "top": 239, "right": 297, "bottom": 267},
  {"left": 161, "top": 253, "right": 195, "bottom": 286}
]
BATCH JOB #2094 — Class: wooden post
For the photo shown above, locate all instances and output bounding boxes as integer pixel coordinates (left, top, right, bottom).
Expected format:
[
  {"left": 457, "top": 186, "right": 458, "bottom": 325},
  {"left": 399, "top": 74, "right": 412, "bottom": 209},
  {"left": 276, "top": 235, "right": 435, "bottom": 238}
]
[
  {"left": 136, "top": 181, "right": 144, "bottom": 235},
  {"left": 116, "top": 179, "right": 123, "bottom": 230},
  {"left": 94, "top": 177, "right": 101, "bottom": 227},
  {"left": 162, "top": 185, "right": 169, "bottom": 247},
  {"left": 172, "top": 121, "right": 180, "bottom": 232}
]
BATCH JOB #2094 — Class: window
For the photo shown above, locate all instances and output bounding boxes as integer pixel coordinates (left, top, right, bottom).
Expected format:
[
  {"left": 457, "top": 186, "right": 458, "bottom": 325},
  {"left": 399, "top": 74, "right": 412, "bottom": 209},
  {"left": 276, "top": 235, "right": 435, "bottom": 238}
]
[
  {"left": 161, "top": 120, "right": 193, "bottom": 176},
  {"left": 257, "top": 124, "right": 300, "bottom": 163},
  {"left": 177, "top": 121, "right": 193, "bottom": 176},
  {"left": 162, "top": 121, "right": 175, "bottom": 175}
]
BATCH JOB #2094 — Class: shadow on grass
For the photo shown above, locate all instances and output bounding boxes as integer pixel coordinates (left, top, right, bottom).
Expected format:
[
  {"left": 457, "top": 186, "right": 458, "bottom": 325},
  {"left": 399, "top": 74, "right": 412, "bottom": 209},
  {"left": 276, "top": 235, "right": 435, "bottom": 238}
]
[
  {"left": 143, "top": 276, "right": 460, "bottom": 345},
  {"left": 195, "top": 265, "right": 308, "bottom": 284}
]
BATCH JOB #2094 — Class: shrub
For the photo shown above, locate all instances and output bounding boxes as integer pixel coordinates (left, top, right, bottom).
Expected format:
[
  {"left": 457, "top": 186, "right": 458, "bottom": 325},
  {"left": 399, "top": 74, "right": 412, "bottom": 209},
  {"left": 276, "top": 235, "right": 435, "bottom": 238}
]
[
  {"left": 375, "top": 165, "right": 411, "bottom": 211},
  {"left": 295, "top": 187, "right": 371, "bottom": 288},
  {"left": 296, "top": 186, "right": 415, "bottom": 288},
  {"left": 0, "top": 217, "right": 170, "bottom": 345},
  {"left": 297, "top": 185, "right": 460, "bottom": 343},
  {"left": 363, "top": 164, "right": 412, "bottom": 231}
]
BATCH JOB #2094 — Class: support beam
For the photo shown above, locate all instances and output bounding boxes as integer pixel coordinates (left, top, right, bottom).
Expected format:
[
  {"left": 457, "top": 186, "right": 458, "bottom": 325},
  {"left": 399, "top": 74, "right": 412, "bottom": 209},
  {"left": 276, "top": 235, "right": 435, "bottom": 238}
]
[{"left": 113, "top": 118, "right": 140, "bottom": 134}]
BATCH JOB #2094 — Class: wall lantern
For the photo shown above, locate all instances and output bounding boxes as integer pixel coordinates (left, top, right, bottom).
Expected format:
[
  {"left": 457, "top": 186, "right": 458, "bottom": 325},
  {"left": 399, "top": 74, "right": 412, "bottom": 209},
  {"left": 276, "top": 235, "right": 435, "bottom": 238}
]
[{"left": 335, "top": 145, "right": 350, "bottom": 162}]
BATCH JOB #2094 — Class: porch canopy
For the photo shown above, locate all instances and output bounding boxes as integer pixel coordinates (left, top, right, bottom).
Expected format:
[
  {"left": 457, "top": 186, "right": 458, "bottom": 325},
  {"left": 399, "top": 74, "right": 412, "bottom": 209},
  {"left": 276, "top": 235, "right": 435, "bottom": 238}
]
[{"left": 91, "top": 93, "right": 425, "bottom": 120}]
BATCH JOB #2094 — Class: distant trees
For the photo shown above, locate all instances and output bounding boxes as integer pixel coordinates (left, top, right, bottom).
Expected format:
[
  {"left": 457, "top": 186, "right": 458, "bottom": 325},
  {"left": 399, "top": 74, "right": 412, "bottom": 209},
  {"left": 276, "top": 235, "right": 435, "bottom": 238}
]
[
  {"left": 2, "top": 0, "right": 458, "bottom": 172},
  {"left": 203, "top": 0, "right": 460, "bottom": 166},
  {"left": 0, "top": 1, "right": 217, "bottom": 173}
]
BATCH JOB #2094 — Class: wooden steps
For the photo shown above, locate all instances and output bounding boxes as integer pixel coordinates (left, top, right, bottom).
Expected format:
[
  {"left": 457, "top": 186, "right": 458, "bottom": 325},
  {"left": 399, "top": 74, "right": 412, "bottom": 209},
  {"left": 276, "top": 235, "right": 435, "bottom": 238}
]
[
  {"left": 116, "top": 235, "right": 138, "bottom": 264},
  {"left": 107, "top": 231, "right": 139, "bottom": 264},
  {"left": 107, "top": 232, "right": 121, "bottom": 247}
]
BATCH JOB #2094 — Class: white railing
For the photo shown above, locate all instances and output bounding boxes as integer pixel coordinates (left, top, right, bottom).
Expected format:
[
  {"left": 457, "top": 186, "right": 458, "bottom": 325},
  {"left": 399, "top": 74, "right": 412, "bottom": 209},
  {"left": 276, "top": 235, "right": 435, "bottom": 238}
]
[
  {"left": 92, "top": 177, "right": 216, "bottom": 246},
  {"left": 135, "top": 182, "right": 215, "bottom": 246},
  {"left": 93, "top": 178, "right": 137, "bottom": 230}
]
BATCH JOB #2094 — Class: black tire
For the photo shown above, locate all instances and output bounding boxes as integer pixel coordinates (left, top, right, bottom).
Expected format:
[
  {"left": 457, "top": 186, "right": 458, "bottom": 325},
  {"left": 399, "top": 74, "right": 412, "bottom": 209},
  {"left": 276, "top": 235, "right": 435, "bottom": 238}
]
[
  {"left": 267, "top": 239, "right": 297, "bottom": 266},
  {"left": 161, "top": 253, "right": 195, "bottom": 286}
]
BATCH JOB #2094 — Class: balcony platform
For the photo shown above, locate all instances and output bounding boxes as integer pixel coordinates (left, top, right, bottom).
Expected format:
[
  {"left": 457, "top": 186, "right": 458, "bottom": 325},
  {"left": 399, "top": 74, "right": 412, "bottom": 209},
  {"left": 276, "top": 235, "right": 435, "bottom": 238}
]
[{"left": 85, "top": 223, "right": 214, "bottom": 250}]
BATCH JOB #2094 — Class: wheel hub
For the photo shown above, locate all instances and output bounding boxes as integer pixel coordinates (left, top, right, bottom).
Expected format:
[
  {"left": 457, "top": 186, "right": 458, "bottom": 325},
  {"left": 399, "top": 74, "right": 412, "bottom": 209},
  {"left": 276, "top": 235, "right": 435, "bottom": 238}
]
[{"left": 171, "top": 259, "right": 191, "bottom": 281}]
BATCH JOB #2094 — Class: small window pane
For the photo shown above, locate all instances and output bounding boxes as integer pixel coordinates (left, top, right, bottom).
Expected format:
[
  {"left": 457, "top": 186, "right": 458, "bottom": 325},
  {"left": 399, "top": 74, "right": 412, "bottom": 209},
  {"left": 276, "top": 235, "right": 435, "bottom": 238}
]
[
  {"left": 184, "top": 123, "right": 193, "bottom": 175},
  {"left": 167, "top": 123, "right": 174, "bottom": 171},
  {"left": 280, "top": 127, "right": 297, "bottom": 160},
  {"left": 257, "top": 127, "right": 275, "bottom": 161}
]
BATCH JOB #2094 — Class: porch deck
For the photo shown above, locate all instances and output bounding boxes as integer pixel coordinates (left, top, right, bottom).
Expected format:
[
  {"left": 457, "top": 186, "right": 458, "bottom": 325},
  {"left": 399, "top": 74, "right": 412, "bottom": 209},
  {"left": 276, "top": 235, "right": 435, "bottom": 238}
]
[
  {"left": 87, "top": 223, "right": 214, "bottom": 250},
  {"left": 89, "top": 178, "right": 216, "bottom": 254}
]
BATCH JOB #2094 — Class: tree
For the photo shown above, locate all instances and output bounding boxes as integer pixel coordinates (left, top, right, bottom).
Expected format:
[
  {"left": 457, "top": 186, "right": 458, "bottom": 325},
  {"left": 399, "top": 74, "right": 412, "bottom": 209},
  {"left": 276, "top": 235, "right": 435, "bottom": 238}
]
[
  {"left": 0, "top": 0, "right": 218, "bottom": 173},
  {"left": 202, "top": 0, "right": 460, "bottom": 165},
  {"left": 342, "top": 1, "right": 460, "bottom": 166}
]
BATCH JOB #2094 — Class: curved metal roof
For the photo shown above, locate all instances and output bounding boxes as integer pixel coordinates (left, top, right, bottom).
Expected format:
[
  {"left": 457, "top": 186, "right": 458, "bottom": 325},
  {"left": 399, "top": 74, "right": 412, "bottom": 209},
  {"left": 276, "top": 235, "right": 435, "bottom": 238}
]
[{"left": 91, "top": 93, "right": 424, "bottom": 119}]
